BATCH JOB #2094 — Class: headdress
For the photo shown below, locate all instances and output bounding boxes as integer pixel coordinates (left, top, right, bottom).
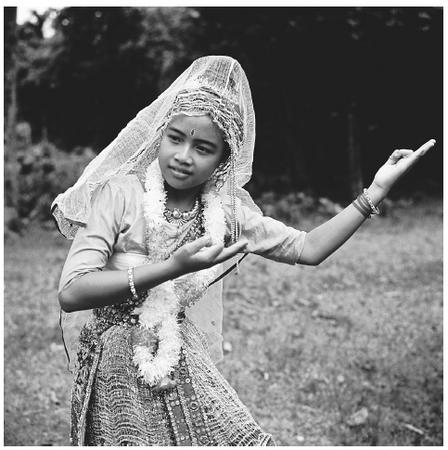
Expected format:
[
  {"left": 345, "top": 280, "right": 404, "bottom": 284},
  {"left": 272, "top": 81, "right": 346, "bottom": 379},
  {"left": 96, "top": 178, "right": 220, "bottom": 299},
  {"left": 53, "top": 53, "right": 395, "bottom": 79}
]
[
  {"left": 52, "top": 55, "right": 260, "bottom": 239},
  {"left": 53, "top": 56, "right": 260, "bottom": 377}
]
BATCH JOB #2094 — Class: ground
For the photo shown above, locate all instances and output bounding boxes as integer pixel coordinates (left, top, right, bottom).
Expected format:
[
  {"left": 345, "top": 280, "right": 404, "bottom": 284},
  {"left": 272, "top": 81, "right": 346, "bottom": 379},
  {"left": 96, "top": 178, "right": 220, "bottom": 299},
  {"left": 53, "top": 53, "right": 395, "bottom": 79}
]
[{"left": 4, "top": 199, "right": 442, "bottom": 445}]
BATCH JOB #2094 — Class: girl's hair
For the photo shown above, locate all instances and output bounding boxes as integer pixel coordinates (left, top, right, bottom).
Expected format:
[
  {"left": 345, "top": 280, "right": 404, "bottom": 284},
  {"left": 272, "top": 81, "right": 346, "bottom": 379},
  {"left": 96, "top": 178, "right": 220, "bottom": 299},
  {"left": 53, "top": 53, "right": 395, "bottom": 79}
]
[{"left": 222, "top": 140, "right": 231, "bottom": 162}]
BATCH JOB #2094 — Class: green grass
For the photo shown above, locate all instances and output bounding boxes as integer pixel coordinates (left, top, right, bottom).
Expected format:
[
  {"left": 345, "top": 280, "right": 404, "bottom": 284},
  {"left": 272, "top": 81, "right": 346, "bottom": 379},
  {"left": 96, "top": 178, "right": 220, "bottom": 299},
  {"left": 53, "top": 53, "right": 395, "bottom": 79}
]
[{"left": 4, "top": 200, "right": 442, "bottom": 445}]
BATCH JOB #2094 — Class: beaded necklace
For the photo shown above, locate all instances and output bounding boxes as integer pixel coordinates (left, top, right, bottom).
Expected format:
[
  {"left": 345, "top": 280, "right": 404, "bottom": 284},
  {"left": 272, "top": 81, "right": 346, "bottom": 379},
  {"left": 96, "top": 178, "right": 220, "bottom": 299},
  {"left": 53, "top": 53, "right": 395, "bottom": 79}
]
[
  {"left": 164, "top": 199, "right": 200, "bottom": 226},
  {"left": 171, "top": 205, "right": 205, "bottom": 251}
]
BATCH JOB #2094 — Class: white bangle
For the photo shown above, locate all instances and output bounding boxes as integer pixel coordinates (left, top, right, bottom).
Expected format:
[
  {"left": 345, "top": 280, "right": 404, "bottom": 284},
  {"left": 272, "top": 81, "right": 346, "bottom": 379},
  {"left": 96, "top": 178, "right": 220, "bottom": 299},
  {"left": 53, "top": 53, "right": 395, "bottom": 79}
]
[
  {"left": 127, "top": 267, "right": 139, "bottom": 301},
  {"left": 362, "top": 188, "right": 380, "bottom": 215}
]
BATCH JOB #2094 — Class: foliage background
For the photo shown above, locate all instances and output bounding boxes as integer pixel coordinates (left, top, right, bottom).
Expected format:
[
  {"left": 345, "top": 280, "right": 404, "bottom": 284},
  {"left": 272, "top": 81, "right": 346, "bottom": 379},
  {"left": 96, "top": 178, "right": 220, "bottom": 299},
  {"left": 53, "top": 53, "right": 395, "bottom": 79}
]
[{"left": 5, "top": 7, "right": 443, "bottom": 220}]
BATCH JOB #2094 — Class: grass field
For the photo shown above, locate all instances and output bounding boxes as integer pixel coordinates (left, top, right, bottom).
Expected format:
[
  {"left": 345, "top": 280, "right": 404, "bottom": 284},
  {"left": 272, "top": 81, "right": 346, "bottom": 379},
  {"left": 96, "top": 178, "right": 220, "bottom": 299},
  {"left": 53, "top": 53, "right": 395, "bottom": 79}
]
[{"left": 4, "top": 199, "right": 442, "bottom": 445}]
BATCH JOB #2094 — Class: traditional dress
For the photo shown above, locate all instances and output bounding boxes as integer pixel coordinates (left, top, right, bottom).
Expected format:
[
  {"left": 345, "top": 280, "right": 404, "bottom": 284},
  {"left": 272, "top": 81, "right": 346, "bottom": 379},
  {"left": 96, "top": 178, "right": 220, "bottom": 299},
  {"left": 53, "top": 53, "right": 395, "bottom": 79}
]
[{"left": 59, "top": 174, "right": 306, "bottom": 445}]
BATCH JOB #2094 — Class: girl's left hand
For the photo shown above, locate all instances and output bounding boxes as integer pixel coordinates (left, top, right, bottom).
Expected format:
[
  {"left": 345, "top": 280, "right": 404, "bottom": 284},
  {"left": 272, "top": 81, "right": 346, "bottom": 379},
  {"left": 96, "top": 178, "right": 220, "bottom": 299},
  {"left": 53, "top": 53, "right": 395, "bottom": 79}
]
[{"left": 372, "top": 139, "right": 436, "bottom": 196}]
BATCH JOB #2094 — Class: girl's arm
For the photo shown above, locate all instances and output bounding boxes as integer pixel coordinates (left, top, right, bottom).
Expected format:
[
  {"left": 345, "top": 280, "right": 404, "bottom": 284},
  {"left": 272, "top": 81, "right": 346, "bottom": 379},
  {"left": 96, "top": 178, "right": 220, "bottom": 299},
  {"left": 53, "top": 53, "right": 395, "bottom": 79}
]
[
  {"left": 298, "top": 139, "right": 435, "bottom": 266},
  {"left": 58, "top": 176, "right": 248, "bottom": 313},
  {"left": 59, "top": 236, "right": 248, "bottom": 312},
  {"left": 298, "top": 182, "right": 383, "bottom": 265},
  {"left": 59, "top": 258, "right": 179, "bottom": 312}
]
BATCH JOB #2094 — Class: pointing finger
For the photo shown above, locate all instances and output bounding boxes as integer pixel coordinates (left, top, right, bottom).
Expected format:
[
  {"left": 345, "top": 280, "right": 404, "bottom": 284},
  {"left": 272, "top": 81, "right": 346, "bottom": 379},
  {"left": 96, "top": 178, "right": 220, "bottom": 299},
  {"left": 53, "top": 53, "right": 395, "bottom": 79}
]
[{"left": 414, "top": 139, "right": 436, "bottom": 158}]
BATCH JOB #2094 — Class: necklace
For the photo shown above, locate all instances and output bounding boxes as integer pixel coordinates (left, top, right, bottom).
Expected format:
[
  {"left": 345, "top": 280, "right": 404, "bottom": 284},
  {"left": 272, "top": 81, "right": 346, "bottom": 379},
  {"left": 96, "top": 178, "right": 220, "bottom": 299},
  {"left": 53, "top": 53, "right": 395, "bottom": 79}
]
[
  {"left": 174, "top": 206, "right": 205, "bottom": 251},
  {"left": 132, "top": 160, "right": 226, "bottom": 387},
  {"left": 164, "top": 198, "right": 200, "bottom": 226}
]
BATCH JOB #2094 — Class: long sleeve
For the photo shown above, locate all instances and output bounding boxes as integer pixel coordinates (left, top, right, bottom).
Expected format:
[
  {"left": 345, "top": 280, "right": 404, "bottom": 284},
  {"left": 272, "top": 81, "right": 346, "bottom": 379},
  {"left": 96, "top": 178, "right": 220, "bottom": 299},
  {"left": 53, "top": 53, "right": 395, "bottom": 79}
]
[
  {"left": 224, "top": 200, "right": 307, "bottom": 265},
  {"left": 58, "top": 178, "right": 126, "bottom": 293}
]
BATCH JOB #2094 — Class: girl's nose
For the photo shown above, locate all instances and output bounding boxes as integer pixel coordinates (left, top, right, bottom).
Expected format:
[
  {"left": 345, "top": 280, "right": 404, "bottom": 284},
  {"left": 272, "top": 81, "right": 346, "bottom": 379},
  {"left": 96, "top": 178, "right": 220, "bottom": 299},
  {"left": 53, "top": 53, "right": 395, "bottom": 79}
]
[{"left": 174, "top": 144, "right": 193, "bottom": 164}]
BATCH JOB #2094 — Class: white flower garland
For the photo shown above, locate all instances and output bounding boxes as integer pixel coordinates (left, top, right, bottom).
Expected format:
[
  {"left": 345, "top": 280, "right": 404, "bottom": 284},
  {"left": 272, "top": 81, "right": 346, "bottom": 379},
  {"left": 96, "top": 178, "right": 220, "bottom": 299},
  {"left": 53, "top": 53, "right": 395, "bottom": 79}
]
[{"left": 132, "top": 159, "right": 226, "bottom": 386}]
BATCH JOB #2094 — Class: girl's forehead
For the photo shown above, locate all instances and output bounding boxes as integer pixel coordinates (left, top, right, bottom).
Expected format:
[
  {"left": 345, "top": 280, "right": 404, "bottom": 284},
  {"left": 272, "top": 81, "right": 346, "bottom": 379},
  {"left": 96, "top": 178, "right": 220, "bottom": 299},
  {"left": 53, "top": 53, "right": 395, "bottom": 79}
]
[{"left": 167, "top": 113, "right": 224, "bottom": 140}]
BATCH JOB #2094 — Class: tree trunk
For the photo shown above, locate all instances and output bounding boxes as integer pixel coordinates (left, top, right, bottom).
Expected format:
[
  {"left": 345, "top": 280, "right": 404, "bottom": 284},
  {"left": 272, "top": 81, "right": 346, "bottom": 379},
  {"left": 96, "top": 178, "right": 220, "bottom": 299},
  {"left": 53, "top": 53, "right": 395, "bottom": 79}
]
[
  {"left": 5, "top": 7, "right": 17, "bottom": 149},
  {"left": 280, "top": 87, "right": 309, "bottom": 190},
  {"left": 4, "top": 7, "right": 20, "bottom": 212}
]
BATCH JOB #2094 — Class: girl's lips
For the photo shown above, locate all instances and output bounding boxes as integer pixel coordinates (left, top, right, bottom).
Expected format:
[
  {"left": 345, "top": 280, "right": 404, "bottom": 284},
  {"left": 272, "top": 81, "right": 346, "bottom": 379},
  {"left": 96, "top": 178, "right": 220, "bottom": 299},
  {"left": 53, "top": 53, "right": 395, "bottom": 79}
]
[{"left": 169, "top": 166, "right": 192, "bottom": 179}]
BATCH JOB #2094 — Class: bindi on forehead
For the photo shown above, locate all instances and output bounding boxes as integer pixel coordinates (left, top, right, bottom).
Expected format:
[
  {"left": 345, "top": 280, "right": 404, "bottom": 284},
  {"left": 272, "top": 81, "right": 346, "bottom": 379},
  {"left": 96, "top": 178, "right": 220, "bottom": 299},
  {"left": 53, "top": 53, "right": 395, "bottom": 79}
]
[
  {"left": 170, "top": 114, "right": 220, "bottom": 137},
  {"left": 168, "top": 115, "right": 225, "bottom": 148}
]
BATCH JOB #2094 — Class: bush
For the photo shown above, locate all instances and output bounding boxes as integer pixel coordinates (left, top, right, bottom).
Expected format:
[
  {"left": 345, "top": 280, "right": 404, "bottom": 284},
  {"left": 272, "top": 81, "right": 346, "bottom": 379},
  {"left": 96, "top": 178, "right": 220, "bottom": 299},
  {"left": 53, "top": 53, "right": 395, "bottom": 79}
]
[
  {"left": 256, "top": 191, "right": 343, "bottom": 225},
  {"left": 7, "top": 141, "right": 96, "bottom": 223}
]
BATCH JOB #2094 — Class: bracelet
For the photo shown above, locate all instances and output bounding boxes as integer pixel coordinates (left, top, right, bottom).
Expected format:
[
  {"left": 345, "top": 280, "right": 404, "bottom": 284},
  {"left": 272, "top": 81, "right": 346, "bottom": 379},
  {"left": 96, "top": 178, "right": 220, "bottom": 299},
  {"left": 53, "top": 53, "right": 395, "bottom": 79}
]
[
  {"left": 127, "top": 267, "right": 139, "bottom": 302},
  {"left": 362, "top": 188, "right": 380, "bottom": 215},
  {"left": 351, "top": 189, "right": 381, "bottom": 219},
  {"left": 352, "top": 199, "right": 371, "bottom": 218},
  {"left": 357, "top": 193, "right": 373, "bottom": 215}
]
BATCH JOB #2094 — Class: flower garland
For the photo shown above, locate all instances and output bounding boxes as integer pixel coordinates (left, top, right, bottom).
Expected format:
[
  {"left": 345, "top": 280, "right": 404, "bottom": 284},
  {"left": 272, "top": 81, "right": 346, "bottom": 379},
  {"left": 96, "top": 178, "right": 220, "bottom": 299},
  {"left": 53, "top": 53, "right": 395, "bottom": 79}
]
[{"left": 132, "top": 159, "right": 226, "bottom": 386}]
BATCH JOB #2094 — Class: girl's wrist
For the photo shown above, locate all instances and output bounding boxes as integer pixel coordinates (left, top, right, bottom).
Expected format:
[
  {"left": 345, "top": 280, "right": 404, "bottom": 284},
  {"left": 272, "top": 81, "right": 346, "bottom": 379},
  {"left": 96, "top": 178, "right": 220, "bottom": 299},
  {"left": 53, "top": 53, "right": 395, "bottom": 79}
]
[
  {"left": 366, "top": 181, "right": 388, "bottom": 206},
  {"left": 165, "top": 256, "right": 186, "bottom": 279},
  {"left": 135, "top": 259, "right": 185, "bottom": 293}
]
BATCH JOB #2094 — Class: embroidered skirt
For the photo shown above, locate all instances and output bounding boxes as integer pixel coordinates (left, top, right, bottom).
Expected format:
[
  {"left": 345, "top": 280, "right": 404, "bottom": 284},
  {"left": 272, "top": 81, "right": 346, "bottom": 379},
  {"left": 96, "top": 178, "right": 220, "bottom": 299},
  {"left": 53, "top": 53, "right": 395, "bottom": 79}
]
[{"left": 70, "top": 316, "right": 274, "bottom": 446}]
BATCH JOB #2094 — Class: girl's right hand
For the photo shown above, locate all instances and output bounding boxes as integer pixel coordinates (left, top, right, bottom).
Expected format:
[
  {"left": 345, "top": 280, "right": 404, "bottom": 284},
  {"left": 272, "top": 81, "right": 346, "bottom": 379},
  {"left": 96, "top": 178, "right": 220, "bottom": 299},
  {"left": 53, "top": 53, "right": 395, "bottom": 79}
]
[{"left": 169, "top": 235, "right": 248, "bottom": 276}]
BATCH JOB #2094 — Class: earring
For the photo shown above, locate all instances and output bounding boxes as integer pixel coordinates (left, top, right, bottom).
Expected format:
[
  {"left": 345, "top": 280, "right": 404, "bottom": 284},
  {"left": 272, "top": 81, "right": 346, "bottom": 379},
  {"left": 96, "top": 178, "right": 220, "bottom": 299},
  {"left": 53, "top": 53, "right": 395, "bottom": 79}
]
[
  {"left": 214, "top": 174, "right": 225, "bottom": 190},
  {"left": 212, "top": 168, "right": 225, "bottom": 190},
  {"left": 211, "top": 159, "right": 230, "bottom": 190}
]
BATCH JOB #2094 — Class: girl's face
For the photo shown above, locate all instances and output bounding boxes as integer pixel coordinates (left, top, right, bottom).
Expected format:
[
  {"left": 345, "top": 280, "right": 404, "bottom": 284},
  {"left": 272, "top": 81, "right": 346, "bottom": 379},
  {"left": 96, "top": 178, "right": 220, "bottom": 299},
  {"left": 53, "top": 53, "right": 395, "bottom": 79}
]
[{"left": 158, "top": 114, "right": 225, "bottom": 192}]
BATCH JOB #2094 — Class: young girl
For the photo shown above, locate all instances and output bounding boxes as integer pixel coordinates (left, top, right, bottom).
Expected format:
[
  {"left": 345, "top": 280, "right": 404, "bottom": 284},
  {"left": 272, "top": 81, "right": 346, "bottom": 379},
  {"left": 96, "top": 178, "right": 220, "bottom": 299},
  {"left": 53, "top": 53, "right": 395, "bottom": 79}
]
[{"left": 53, "top": 55, "right": 434, "bottom": 446}]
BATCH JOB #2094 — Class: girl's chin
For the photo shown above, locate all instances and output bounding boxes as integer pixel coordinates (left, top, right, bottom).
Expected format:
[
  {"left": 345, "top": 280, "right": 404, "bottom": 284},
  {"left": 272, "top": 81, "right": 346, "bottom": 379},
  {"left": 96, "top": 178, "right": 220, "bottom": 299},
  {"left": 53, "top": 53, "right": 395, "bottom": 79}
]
[{"left": 163, "top": 177, "right": 204, "bottom": 193}]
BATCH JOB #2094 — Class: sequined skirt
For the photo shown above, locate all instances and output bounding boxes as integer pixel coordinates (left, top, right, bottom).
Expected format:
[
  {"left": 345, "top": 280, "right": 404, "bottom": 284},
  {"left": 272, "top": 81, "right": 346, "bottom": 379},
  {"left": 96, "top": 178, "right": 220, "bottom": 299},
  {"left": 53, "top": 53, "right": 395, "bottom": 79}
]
[{"left": 70, "top": 315, "right": 274, "bottom": 446}]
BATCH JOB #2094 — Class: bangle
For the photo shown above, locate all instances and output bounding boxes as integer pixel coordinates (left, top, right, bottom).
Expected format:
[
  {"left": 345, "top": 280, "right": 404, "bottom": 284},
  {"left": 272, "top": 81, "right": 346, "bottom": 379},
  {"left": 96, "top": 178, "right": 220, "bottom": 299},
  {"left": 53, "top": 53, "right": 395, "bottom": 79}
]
[
  {"left": 127, "top": 267, "right": 139, "bottom": 302},
  {"left": 362, "top": 188, "right": 380, "bottom": 215},
  {"left": 351, "top": 189, "right": 380, "bottom": 219},
  {"left": 352, "top": 199, "right": 371, "bottom": 218},
  {"left": 357, "top": 193, "right": 373, "bottom": 214}
]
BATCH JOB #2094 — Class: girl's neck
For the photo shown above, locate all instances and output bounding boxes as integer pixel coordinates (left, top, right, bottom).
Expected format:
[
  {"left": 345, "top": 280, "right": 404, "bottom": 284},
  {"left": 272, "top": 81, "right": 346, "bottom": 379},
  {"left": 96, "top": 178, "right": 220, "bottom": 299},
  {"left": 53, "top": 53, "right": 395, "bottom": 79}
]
[{"left": 164, "top": 182, "right": 202, "bottom": 211}]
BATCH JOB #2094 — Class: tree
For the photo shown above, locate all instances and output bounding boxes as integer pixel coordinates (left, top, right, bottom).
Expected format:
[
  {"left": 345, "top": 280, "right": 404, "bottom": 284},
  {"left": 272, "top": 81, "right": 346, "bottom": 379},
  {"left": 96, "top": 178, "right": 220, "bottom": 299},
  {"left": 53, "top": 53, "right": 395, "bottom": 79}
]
[
  {"left": 4, "top": 7, "right": 19, "bottom": 214},
  {"left": 194, "top": 7, "right": 442, "bottom": 199},
  {"left": 16, "top": 7, "right": 199, "bottom": 150},
  {"left": 5, "top": 7, "right": 18, "bottom": 150},
  {"left": 14, "top": 7, "right": 442, "bottom": 198}
]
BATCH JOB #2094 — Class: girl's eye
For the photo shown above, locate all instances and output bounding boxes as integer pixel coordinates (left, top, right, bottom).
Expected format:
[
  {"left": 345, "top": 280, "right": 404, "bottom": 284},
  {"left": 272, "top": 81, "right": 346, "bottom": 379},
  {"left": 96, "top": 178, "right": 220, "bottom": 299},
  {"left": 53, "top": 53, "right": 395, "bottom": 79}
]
[
  {"left": 197, "top": 146, "right": 211, "bottom": 154},
  {"left": 169, "top": 135, "right": 182, "bottom": 143}
]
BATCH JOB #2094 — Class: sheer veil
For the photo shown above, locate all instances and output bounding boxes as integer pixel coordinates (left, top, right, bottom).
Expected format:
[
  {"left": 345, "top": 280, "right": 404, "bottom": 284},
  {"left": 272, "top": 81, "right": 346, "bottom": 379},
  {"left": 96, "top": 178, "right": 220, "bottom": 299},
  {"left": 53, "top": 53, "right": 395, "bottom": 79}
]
[{"left": 53, "top": 55, "right": 260, "bottom": 369}]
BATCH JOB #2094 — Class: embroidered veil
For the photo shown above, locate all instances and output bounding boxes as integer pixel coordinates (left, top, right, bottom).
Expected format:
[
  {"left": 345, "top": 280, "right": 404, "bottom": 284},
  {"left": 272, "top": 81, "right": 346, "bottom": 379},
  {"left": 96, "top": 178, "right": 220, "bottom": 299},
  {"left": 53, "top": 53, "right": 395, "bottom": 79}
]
[{"left": 52, "top": 55, "right": 260, "bottom": 369}]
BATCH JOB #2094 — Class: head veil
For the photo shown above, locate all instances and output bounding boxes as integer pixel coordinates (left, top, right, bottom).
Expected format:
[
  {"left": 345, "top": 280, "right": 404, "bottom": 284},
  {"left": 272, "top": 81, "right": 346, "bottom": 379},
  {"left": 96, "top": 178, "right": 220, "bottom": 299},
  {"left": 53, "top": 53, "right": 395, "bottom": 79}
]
[{"left": 53, "top": 55, "right": 260, "bottom": 368}]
